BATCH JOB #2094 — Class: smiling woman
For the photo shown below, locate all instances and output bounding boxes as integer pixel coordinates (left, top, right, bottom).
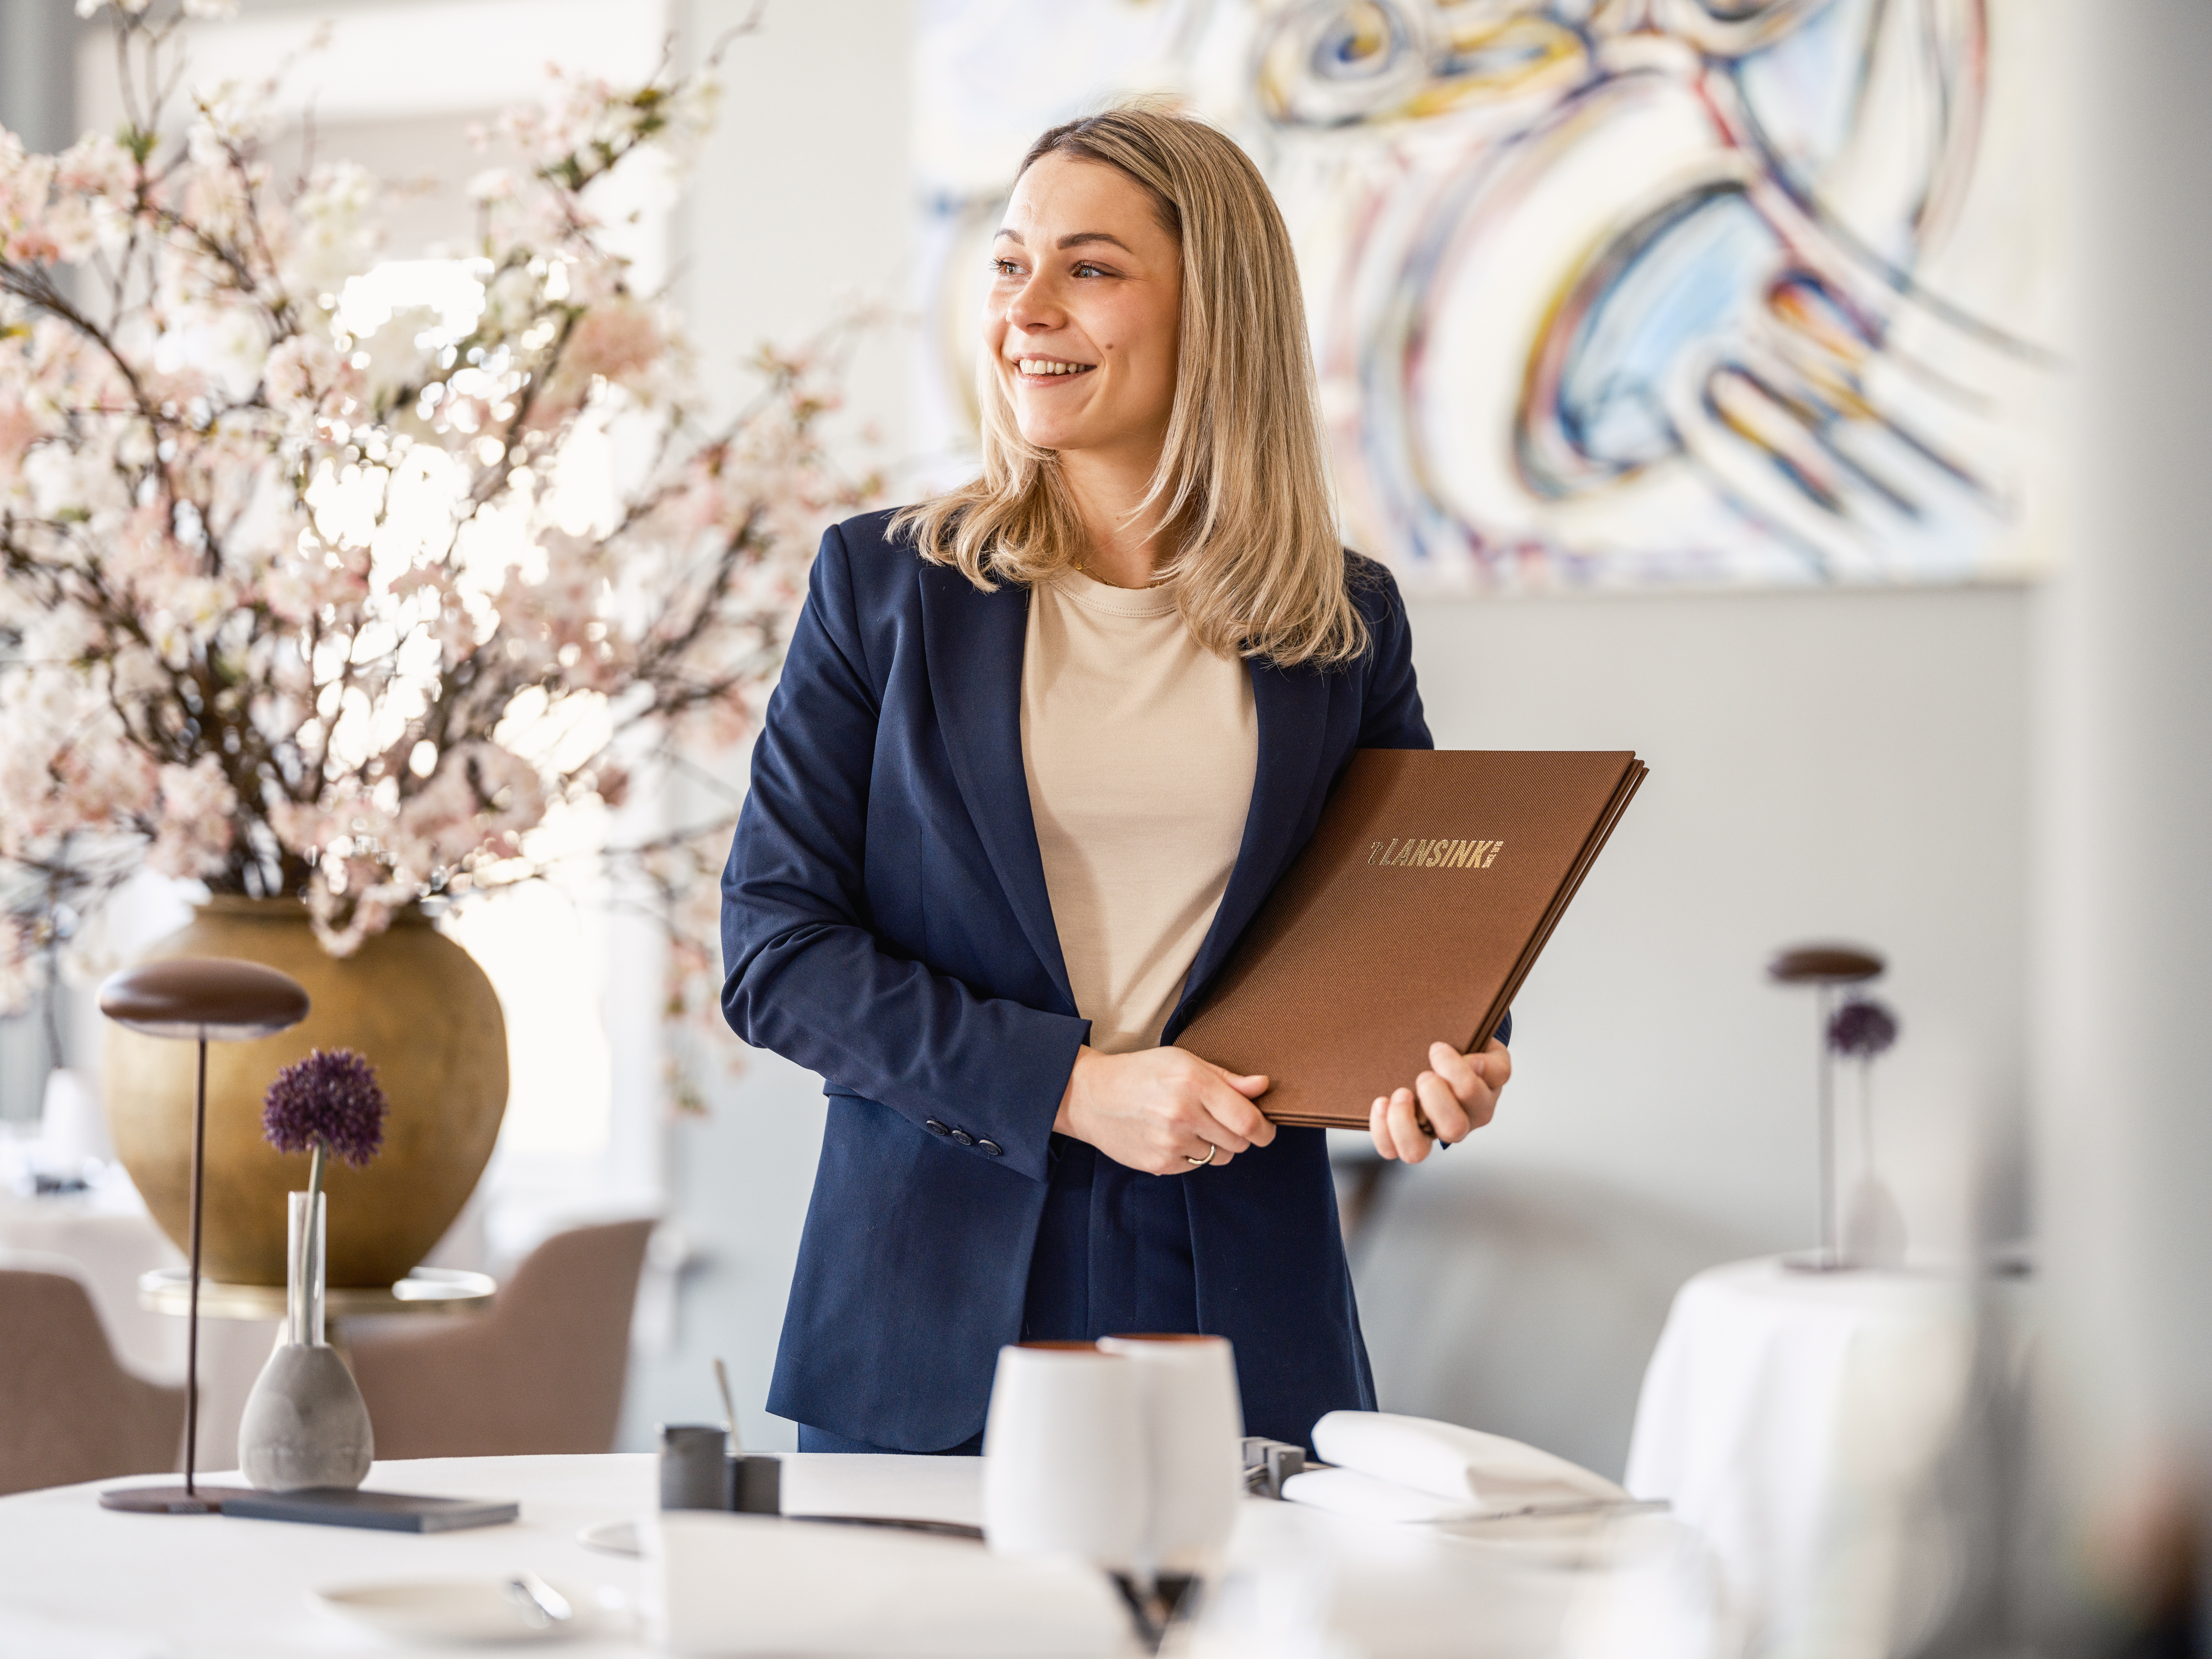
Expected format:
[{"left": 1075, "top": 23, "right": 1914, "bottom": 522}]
[
  {"left": 896, "top": 107, "right": 1365, "bottom": 663},
  {"left": 719, "top": 105, "right": 1512, "bottom": 1457}
]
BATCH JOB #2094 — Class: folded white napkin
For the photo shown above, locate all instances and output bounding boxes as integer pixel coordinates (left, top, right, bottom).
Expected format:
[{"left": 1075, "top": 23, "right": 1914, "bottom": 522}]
[
  {"left": 1285, "top": 1412, "right": 1629, "bottom": 1522},
  {"left": 648, "top": 1511, "right": 1127, "bottom": 1656}
]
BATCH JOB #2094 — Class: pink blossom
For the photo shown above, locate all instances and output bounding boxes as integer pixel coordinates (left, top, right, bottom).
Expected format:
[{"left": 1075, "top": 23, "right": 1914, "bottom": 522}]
[
  {"left": 566, "top": 300, "right": 661, "bottom": 385},
  {"left": 0, "top": 675, "right": 160, "bottom": 860},
  {"left": 524, "top": 296, "right": 666, "bottom": 429},
  {"left": 268, "top": 797, "right": 343, "bottom": 861},
  {"left": 661, "top": 463, "right": 731, "bottom": 535},
  {"left": 258, "top": 546, "right": 368, "bottom": 626},
  {"left": 264, "top": 333, "right": 360, "bottom": 417},
  {"left": 306, "top": 874, "right": 397, "bottom": 958},
  {"left": 145, "top": 755, "right": 238, "bottom": 878},
  {"left": 403, "top": 740, "right": 547, "bottom": 871},
  {"left": 0, "top": 396, "right": 41, "bottom": 476},
  {"left": 54, "top": 132, "right": 137, "bottom": 200}
]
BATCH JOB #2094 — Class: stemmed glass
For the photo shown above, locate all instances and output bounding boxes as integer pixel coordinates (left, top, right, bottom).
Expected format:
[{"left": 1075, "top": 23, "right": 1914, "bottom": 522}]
[{"left": 982, "top": 1334, "right": 1246, "bottom": 1649}]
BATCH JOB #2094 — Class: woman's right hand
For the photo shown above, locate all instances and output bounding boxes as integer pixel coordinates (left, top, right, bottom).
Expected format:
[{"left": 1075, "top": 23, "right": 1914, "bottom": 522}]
[{"left": 1054, "top": 1045, "right": 1274, "bottom": 1174}]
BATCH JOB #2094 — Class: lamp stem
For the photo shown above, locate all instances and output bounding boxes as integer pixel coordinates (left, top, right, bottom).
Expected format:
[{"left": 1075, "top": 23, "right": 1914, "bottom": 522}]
[
  {"left": 1817, "top": 985, "right": 1837, "bottom": 1269},
  {"left": 184, "top": 1035, "right": 206, "bottom": 1499}
]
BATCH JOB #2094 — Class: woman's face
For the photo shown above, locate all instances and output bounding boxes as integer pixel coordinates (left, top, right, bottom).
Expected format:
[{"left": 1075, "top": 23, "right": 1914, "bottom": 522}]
[{"left": 983, "top": 152, "right": 1183, "bottom": 463}]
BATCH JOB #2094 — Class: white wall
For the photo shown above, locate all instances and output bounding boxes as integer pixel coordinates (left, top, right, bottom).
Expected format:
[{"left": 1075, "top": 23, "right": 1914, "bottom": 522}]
[{"left": 667, "top": 0, "right": 915, "bottom": 450}]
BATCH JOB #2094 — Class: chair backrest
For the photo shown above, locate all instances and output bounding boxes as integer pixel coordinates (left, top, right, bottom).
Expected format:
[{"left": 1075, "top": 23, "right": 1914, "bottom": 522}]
[
  {"left": 1351, "top": 1166, "right": 1743, "bottom": 1481},
  {"left": 348, "top": 1217, "right": 655, "bottom": 1459},
  {"left": 0, "top": 1267, "right": 183, "bottom": 1496}
]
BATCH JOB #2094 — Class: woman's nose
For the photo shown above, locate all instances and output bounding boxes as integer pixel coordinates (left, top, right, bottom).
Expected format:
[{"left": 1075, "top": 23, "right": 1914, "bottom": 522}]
[{"left": 1004, "top": 269, "right": 1063, "bottom": 333}]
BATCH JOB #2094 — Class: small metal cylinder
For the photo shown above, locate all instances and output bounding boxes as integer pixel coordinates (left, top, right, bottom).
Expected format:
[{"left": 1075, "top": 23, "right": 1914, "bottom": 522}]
[
  {"left": 728, "top": 1453, "right": 782, "bottom": 1515},
  {"left": 659, "top": 1425, "right": 728, "bottom": 1511}
]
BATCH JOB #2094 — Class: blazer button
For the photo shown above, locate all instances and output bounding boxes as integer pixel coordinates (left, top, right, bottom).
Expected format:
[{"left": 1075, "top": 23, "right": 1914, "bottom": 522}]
[
  {"left": 925, "top": 1120, "right": 951, "bottom": 1136},
  {"left": 951, "top": 1129, "right": 976, "bottom": 1147},
  {"left": 978, "top": 1139, "right": 1004, "bottom": 1157}
]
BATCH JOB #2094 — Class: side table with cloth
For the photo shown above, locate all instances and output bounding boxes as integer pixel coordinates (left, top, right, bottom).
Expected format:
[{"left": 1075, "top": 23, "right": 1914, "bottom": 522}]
[
  {"left": 1625, "top": 1257, "right": 2032, "bottom": 1659},
  {"left": 0, "top": 1451, "right": 1740, "bottom": 1658}
]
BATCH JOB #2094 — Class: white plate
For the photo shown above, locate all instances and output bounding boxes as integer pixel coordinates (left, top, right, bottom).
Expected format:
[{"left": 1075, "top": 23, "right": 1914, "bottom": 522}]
[
  {"left": 309, "top": 1577, "right": 621, "bottom": 1644},
  {"left": 576, "top": 1517, "right": 641, "bottom": 1557}
]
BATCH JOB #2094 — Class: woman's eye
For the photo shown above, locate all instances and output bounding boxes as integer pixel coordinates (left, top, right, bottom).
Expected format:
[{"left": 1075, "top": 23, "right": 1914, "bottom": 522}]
[
  {"left": 1072, "top": 262, "right": 1108, "bottom": 278},
  {"left": 991, "top": 258, "right": 1021, "bottom": 278}
]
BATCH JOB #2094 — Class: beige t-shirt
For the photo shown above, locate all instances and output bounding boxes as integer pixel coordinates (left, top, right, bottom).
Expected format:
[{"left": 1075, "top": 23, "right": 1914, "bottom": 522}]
[{"left": 1020, "top": 570, "right": 1259, "bottom": 1055}]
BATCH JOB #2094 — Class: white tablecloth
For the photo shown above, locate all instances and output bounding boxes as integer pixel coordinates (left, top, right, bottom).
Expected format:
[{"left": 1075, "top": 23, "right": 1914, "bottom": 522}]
[
  {"left": 1624, "top": 1257, "right": 2027, "bottom": 1659},
  {"left": 0, "top": 1452, "right": 1741, "bottom": 1658}
]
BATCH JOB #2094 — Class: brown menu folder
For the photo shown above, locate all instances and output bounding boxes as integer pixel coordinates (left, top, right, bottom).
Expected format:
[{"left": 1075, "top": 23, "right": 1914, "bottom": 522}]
[{"left": 1178, "top": 750, "right": 1647, "bottom": 1128}]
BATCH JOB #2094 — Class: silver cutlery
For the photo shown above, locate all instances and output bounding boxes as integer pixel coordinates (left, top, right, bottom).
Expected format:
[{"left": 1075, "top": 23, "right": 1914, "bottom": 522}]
[{"left": 506, "top": 1572, "right": 573, "bottom": 1630}]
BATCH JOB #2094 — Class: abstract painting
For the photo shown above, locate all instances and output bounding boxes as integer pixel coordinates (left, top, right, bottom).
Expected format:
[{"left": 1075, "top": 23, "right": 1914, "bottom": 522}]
[{"left": 914, "top": 0, "right": 2058, "bottom": 591}]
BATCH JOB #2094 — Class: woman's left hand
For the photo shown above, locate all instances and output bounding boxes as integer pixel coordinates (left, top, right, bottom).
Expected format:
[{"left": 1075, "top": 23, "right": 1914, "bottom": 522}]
[{"left": 1368, "top": 1038, "right": 1511, "bottom": 1164}]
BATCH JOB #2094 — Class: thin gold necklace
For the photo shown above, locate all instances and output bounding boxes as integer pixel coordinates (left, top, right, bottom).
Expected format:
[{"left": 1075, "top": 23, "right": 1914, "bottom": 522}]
[{"left": 1071, "top": 557, "right": 1166, "bottom": 589}]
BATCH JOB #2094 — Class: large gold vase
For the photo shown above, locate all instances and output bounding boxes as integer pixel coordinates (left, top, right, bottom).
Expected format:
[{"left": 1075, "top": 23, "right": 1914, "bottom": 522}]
[{"left": 103, "top": 897, "right": 509, "bottom": 1287}]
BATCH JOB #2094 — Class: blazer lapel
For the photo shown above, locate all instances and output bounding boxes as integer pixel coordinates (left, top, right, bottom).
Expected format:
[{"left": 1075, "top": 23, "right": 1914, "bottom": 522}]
[
  {"left": 1167, "top": 658, "right": 1331, "bottom": 1034},
  {"left": 917, "top": 565, "right": 1076, "bottom": 1011}
]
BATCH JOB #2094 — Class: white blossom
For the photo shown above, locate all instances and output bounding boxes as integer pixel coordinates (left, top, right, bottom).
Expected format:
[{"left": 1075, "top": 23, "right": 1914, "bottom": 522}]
[
  {"left": 356, "top": 306, "right": 439, "bottom": 411},
  {"left": 283, "top": 163, "right": 380, "bottom": 307}
]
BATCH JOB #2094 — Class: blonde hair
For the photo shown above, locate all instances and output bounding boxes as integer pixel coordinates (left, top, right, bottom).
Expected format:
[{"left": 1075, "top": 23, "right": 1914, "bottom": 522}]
[{"left": 893, "top": 104, "right": 1366, "bottom": 667}]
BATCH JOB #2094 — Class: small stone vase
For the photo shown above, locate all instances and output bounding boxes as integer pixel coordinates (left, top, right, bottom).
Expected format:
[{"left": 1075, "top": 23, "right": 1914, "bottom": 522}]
[{"left": 239, "top": 1190, "right": 374, "bottom": 1491}]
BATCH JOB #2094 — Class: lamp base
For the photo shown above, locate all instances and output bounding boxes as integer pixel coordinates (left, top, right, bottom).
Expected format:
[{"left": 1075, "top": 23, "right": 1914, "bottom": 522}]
[{"left": 97, "top": 1485, "right": 254, "bottom": 1515}]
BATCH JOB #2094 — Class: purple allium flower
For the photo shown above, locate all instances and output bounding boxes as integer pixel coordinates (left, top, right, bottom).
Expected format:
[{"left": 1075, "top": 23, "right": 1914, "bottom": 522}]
[
  {"left": 262, "top": 1048, "right": 388, "bottom": 1168},
  {"left": 1828, "top": 999, "right": 1900, "bottom": 1060}
]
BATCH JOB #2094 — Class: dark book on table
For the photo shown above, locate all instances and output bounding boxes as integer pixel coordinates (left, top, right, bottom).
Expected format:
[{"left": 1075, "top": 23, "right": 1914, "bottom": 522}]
[
  {"left": 1177, "top": 749, "right": 1647, "bottom": 1128},
  {"left": 220, "top": 1488, "right": 519, "bottom": 1532}
]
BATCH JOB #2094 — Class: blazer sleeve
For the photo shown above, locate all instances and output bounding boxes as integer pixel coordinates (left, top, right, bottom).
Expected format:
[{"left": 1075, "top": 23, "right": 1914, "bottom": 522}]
[
  {"left": 1352, "top": 558, "right": 1431, "bottom": 750},
  {"left": 718, "top": 525, "right": 1088, "bottom": 1184}
]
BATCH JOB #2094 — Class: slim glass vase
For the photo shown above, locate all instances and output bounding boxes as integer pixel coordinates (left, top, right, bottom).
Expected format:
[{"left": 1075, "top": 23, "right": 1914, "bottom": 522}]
[
  {"left": 238, "top": 1189, "right": 375, "bottom": 1491},
  {"left": 287, "top": 1190, "right": 327, "bottom": 1346}
]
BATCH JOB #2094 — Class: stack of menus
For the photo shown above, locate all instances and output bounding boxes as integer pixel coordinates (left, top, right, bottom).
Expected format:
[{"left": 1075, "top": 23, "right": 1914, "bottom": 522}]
[{"left": 1178, "top": 750, "right": 1647, "bottom": 1129}]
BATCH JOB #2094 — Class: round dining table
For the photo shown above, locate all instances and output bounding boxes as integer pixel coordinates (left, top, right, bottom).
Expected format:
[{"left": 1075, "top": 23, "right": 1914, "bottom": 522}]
[{"left": 0, "top": 1451, "right": 1737, "bottom": 1658}]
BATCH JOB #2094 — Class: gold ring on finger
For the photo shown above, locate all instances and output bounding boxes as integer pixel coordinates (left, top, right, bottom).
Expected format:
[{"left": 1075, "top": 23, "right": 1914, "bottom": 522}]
[{"left": 1185, "top": 1142, "right": 1218, "bottom": 1167}]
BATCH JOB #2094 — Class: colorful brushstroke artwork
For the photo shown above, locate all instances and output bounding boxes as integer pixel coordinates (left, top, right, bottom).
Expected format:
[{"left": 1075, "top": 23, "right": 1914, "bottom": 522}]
[{"left": 914, "top": 0, "right": 2059, "bottom": 591}]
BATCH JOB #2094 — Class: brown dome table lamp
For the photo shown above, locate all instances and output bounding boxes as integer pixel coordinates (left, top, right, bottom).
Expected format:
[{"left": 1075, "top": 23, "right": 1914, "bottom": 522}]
[
  {"left": 1767, "top": 943, "right": 1884, "bottom": 1272},
  {"left": 93, "top": 958, "right": 310, "bottom": 1515}
]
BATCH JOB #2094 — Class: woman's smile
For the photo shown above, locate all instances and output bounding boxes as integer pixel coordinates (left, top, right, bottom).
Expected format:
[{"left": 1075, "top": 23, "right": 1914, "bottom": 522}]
[{"left": 1010, "top": 354, "right": 1098, "bottom": 384}]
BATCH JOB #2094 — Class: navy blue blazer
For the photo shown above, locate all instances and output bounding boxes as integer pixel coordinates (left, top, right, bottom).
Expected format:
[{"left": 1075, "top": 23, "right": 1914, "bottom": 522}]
[{"left": 719, "top": 508, "right": 1481, "bottom": 1452}]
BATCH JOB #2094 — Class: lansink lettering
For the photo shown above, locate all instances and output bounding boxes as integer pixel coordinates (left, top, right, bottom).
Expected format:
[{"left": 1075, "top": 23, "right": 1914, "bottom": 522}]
[{"left": 1365, "top": 836, "right": 1503, "bottom": 870}]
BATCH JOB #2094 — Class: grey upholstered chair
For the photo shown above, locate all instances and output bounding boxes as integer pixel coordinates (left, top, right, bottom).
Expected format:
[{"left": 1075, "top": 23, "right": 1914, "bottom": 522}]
[
  {"left": 0, "top": 1265, "right": 183, "bottom": 1495},
  {"left": 347, "top": 1218, "right": 654, "bottom": 1458},
  {"left": 1347, "top": 1163, "right": 1746, "bottom": 1480}
]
